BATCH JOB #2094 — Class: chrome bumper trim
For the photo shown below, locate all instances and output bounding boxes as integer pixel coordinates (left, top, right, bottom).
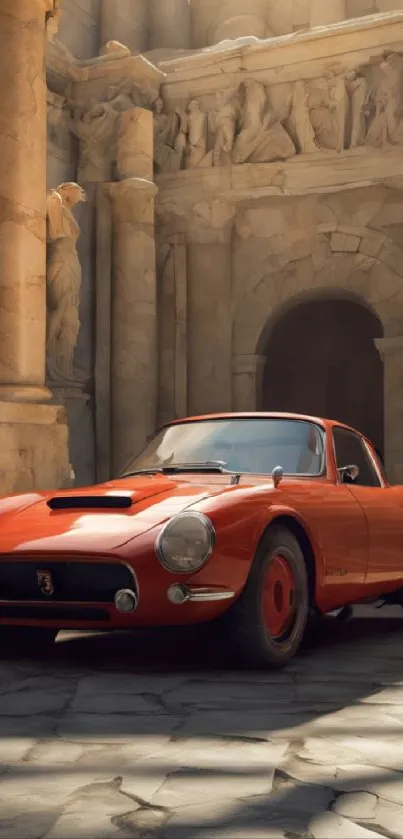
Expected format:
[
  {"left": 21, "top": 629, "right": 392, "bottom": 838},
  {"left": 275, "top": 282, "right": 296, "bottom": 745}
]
[
  {"left": 167, "top": 583, "right": 235, "bottom": 604},
  {"left": 187, "top": 588, "right": 235, "bottom": 602}
]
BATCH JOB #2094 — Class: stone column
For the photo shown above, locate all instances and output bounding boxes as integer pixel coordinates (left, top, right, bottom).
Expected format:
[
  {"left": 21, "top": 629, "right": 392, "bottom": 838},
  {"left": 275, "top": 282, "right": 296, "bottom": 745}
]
[
  {"left": 187, "top": 215, "right": 234, "bottom": 416},
  {"left": 149, "top": 0, "right": 191, "bottom": 50},
  {"left": 375, "top": 336, "right": 403, "bottom": 484},
  {"left": 310, "top": 0, "right": 346, "bottom": 27},
  {"left": 158, "top": 237, "right": 188, "bottom": 425},
  {"left": 190, "top": 0, "right": 267, "bottom": 48},
  {"left": 0, "top": 0, "right": 53, "bottom": 403},
  {"left": 109, "top": 178, "right": 158, "bottom": 474},
  {"left": 100, "top": 0, "right": 148, "bottom": 54},
  {"left": 0, "top": 0, "right": 71, "bottom": 492},
  {"left": 232, "top": 355, "right": 266, "bottom": 412}
]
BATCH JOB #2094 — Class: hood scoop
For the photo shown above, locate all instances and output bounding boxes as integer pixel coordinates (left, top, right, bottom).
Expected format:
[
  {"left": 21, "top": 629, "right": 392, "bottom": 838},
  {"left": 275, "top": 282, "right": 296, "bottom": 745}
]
[{"left": 47, "top": 495, "right": 133, "bottom": 511}]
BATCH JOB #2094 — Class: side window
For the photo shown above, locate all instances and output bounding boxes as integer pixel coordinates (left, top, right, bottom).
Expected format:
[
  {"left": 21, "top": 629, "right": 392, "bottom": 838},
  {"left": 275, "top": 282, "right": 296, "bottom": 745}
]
[{"left": 333, "top": 428, "right": 381, "bottom": 488}]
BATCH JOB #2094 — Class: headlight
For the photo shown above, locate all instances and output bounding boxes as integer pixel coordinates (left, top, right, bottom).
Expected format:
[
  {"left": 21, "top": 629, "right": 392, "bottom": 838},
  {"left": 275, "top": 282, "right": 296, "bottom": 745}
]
[{"left": 156, "top": 512, "right": 215, "bottom": 574}]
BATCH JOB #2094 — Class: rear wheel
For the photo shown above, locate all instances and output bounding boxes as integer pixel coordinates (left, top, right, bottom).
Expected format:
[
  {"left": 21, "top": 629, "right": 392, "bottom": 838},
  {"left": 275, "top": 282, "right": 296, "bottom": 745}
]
[
  {"left": 0, "top": 627, "right": 58, "bottom": 654},
  {"left": 223, "top": 526, "right": 309, "bottom": 668}
]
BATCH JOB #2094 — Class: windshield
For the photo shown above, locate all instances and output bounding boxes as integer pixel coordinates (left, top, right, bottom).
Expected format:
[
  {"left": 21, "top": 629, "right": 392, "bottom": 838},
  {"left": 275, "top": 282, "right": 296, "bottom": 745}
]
[{"left": 122, "top": 418, "right": 325, "bottom": 477}]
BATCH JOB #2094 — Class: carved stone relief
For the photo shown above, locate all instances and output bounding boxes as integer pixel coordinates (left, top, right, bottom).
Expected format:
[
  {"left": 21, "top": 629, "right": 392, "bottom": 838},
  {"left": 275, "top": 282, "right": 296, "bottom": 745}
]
[
  {"left": 46, "top": 182, "right": 87, "bottom": 386},
  {"left": 68, "top": 79, "right": 156, "bottom": 183},
  {"left": 153, "top": 52, "right": 403, "bottom": 174},
  {"left": 232, "top": 80, "right": 296, "bottom": 164},
  {"left": 153, "top": 97, "right": 184, "bottom": 174},
  {"left": 365, "top": 53, "right": 403, "bottom": 148}
]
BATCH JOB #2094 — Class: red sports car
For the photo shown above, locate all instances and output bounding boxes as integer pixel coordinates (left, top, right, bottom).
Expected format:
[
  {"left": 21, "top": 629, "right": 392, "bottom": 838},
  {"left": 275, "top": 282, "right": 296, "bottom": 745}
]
[{"left": 0, "top": 412, "right": 402, "bottom": 667}]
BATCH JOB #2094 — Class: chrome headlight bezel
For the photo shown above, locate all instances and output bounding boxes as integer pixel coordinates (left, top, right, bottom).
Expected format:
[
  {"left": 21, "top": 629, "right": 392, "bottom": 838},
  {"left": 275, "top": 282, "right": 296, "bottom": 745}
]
[{"left": 155, "top": 511, "right": 215, "bottom": 574}]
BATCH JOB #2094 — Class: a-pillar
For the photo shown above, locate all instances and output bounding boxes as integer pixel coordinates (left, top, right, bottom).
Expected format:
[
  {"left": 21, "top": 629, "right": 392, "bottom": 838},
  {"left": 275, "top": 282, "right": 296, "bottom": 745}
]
[
  {"left": 149, "top": 0, "right": 190, "bottom": 50},
  {"left": 375, "top": 336, "right": 403, "bottom": 484},
  {"left": 100, "top": 0, "right": 148, "bottom": 54},
  {"left": 232, "top": 355, "right": 266, "bottom": 412},
  {"left": 0, "top": 0, "right": 70, "bottom": 493},
  {"left": 186, "top": 220, "right": 233, "bottom": 415},
  {"left": 310, "top": 0, "right": 346, "bottom": 27},
  {"left": 109, "top": 178, "right": 158, "bottom": 474}
]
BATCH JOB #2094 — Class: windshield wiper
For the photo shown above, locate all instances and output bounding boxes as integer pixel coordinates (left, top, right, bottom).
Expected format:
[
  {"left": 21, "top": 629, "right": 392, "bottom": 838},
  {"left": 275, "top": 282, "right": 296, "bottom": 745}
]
[
  {"left": 122, "top": 461, "right": 230, "bottom": 478},
  {"left": 164, "top": 461, "right": 230, "bottom": 473}
]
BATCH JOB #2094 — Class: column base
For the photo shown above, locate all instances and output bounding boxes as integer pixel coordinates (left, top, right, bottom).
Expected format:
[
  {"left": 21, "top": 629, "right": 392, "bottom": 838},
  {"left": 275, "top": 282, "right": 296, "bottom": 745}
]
[
  {"left": 0, "top": 401, "right": 72, "bottom": 495},
  {"left": 0, "top": 384, "right": 53, "bottom": 403}
]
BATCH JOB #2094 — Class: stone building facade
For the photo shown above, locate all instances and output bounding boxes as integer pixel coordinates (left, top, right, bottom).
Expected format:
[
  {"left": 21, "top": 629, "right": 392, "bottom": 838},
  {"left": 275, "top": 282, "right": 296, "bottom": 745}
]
[{"left": 2, "top": 0, "right": 403, "bottom": 493}]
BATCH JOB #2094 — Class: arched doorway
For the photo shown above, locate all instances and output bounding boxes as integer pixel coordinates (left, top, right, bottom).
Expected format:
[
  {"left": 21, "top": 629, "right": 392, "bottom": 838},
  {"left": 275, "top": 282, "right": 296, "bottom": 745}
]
[{"left": 260, "top": 295, "right": 384, "bottom": 455}]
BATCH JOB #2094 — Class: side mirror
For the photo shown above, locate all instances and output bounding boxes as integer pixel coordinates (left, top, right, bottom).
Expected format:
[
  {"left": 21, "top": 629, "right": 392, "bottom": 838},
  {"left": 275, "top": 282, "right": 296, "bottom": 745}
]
[{"left": 338, "top": 464, "right": 359, "bottom": 484}]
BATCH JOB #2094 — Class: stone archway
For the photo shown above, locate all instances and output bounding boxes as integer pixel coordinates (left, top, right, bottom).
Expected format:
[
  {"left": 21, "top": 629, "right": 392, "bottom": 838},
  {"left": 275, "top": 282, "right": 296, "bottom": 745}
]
[
  {"left": 260, "top": 293, "right": 384, "bottom": 454},
  {"left": 232, "top": 234, "right": 403, "bottom": 480}
]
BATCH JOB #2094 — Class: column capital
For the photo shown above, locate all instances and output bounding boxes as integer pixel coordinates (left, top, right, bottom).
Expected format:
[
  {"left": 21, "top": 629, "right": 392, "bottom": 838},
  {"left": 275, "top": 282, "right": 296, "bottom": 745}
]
[
  {"left": 375, "top": 336, "right": 403, "bottom": 360},
  {"left": 108, "top": 178, "right": 158, "bottom": 224},
  {"left": 186, "top": 198, "right": 236, "bottom": 245}
]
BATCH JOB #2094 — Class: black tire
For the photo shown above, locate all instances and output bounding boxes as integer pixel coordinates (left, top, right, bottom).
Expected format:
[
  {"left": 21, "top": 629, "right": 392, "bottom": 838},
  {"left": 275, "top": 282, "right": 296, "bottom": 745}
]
[
  {"left": 0, "top": 627, "right": 58, "bottom": 655},
  {"left": 223, "top": 525, "right": 309, "bottom": 668}
]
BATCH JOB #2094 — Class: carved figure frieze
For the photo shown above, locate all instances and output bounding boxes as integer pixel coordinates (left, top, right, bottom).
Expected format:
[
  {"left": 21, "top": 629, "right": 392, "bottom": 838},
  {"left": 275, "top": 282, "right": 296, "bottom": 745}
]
[
  {"left": 46, "top": 183, "right": 87, "bottom": 386},
  {"left": 288, "top": 81, "right": 319, "bottom": 154},
  {"left": 365, "top": 54, "right": 403, "bottom": 147},
  {"left": 345, "top": 70, "right": 369, "bottom": 149},
  {"left": 211, "top": 90, "right": 238, "bottom": 167},
  {"left": 182, "top": 99, "right": 213, "bottom": 169},
  {"left": 59, "top": 51, "right": 403, "bottom": 186},
  {"left": 152, "top": 97, "right": 184, "bottom": 174},
  {"left": 232, "top": 80, "right": 296, "bottom": 165}
]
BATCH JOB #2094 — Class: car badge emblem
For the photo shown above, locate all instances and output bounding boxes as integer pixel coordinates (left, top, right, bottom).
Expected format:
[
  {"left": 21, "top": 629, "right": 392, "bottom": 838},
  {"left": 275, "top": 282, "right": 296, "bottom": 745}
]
[{"left": 36, "top": 569, "right": 55, "bottom": 596}]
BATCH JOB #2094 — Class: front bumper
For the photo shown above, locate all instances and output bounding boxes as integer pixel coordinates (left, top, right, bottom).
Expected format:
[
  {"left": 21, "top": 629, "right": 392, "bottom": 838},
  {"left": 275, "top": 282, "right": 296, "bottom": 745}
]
[{"left": 0, "top": 553, "right": 237, "bottom": 630}]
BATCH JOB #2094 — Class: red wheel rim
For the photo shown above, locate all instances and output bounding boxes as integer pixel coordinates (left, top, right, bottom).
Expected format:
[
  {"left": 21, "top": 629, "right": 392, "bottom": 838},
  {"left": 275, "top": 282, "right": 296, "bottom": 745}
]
[{"left": 262, "top": 554, "right": 296, "bottom": 638}]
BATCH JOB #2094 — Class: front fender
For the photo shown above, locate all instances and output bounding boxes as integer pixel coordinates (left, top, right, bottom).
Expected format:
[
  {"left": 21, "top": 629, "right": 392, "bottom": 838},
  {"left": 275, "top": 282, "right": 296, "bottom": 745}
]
[{"left": 252, "top": 503, "right": 324, "bottom": 592}]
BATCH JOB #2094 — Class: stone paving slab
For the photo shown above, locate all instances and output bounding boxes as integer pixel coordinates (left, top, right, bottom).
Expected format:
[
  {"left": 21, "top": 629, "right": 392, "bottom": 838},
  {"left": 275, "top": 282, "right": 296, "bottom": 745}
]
[{"left": 1, "top": 608, "right": 403, "bottom": 837}]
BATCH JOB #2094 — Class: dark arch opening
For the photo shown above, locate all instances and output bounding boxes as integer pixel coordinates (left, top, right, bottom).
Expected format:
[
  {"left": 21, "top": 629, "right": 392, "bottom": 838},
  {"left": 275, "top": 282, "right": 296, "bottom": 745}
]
[{"left": 259, "top": 295, "right": 384, "bottom": 455}]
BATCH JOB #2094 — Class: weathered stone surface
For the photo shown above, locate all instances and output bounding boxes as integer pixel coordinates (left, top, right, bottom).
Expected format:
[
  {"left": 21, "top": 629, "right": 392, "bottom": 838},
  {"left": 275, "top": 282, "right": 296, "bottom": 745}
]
[{"left": 3, "top": 611, "right": 403, "bottom": 837}]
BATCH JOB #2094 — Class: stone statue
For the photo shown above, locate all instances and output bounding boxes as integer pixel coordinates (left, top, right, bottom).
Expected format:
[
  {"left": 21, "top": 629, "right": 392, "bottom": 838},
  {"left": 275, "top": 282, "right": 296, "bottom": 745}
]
[
  {"left": 71, "top": 98, "right": 119, "bottom": 182},
  {"left": 345, "top": 69, "right": 369, "bottom": 148},
  {"left": 182, "top": 99, "right": 213, "bottom": 169},
  {"left": 152, "top": 97, "right": 184, "bottom": 174},
  {"left": 328, "top": 71, "right": 349, "bottom": 153},
  {"left": 211, "top": 91, "right": 238, "bottom": 167},
  {"left": 46, "top": 183, "right": 87, "bottom": 385},
  {"left": 289, "top": 80, "right": 319, "bottom": 154},
  {"left": 232, "top": 80, "right": 296, "bottom": 165},
  {"left": 309, "top": 71, "right": 348, "bottom": 152},
  {"left": 46, "top": 0, "right": 59, "bottom": 41},
  {"left": 365, "top": 54, "right": 403, "bottom": 147}
]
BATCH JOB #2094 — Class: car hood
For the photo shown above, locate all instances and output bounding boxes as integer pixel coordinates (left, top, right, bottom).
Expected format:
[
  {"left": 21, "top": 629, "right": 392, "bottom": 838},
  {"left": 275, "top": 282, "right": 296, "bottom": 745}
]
[{"left": 0, "top": 475, "right": 236, "bottom": 555}]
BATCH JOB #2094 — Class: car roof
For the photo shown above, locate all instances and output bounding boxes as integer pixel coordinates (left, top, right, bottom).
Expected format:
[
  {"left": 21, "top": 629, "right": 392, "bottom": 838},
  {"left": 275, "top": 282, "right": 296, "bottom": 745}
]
[{"left": 168, "top": 412, "right": 362, "bottom": 437}]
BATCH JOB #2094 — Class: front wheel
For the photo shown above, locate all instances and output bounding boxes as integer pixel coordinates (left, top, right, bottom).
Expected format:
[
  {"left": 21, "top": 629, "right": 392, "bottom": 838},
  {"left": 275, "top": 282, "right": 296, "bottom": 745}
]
[
  {"left": 0, "top": 627, "right": 58, "bottom": 655},
  {"left": 223, "top": 526, "right": 309, "bottom": 668}
]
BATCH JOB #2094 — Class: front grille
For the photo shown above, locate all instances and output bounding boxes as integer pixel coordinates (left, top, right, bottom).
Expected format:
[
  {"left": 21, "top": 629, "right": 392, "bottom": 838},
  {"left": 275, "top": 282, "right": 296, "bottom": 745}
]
[
  {"left": 0, "top": 560, "right": 137, "bottom": 604},
  {"left": 0, "top": 604, "right": 110, "bottom": 622}
]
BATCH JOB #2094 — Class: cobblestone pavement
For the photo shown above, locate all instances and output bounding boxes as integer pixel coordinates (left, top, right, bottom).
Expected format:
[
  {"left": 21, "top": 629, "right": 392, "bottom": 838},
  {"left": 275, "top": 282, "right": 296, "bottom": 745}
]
[{"left": 3, "top": 608, "right": 403, "bottom": 838}]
